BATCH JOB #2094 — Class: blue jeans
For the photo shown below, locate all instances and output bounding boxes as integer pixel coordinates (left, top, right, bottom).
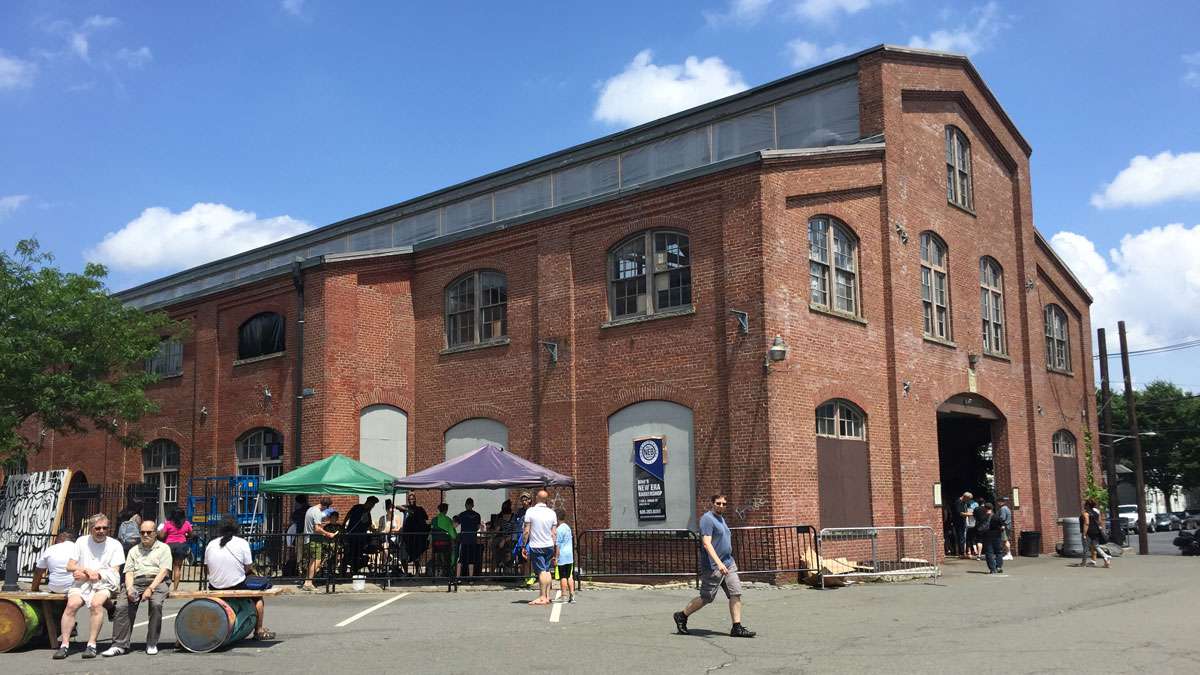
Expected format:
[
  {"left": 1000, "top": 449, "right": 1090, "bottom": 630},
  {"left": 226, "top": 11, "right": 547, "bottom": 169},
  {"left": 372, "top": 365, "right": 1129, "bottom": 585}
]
[{"left": 983, "top": 538, "right": 1004, "bottom": 572}]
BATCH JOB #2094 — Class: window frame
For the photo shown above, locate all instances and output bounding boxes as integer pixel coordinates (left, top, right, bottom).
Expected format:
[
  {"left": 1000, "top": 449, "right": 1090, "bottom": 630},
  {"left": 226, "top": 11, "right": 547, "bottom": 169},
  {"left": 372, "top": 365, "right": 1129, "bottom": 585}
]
[
  {"left": 1044, "top": 304, "right": 1072, "bottom": 372},
  {"left": 444, "top": 270, "right": 509, "bottom": 349},
  {"left": 142, "top": 439, "right": 180, "bottom": 519},
  {"left": 808, "top": 216, "right": 861, "bottom": 318},
  {"left": 815, "top": 399, "right": 867, "bottom": 440},
  {"left": 606, "top": 229, "right": 692, "bottom": 320},
  {"left": 979, "top": 257, "right": 1006, "bottom": 356},
  {"left": 920, "top": 232, "right": 953, "bottom": 342},
  {"left": 945, "top": 125, "right": 974, "bottom": 211},
  {"left": 1052, "top": 430, "right": 1076, "bottom": 457},
  {"left": 236, "top": 312, "right": 286, "bottom": 361}
]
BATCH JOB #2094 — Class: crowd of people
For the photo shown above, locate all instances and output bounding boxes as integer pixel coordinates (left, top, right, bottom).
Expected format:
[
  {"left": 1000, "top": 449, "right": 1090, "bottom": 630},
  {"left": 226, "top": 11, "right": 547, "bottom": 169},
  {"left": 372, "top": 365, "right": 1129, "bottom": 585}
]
[
  {"left": 950, "top": 491, "right": 1014, "bottom": 574},
  {"left": 31, "top": 511, "right": 273, "bottom": 661}
]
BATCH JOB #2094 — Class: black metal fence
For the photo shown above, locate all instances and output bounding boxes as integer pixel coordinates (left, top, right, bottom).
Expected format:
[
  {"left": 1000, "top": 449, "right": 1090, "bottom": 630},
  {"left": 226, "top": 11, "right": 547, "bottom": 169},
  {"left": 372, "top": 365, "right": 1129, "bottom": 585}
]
[
  {"left": 576, "top": 529, "right": 701, "bottom": 584},
  {"left": 730, "top": 524, "right": 820, "bottom": 582}
]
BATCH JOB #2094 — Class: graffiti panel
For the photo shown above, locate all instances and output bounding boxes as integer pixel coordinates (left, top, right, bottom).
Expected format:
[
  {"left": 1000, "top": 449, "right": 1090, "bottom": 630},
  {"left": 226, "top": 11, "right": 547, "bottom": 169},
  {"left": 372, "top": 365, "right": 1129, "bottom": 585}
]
[{"left": 0, "top": 469, "right": 71, "bottom": 578}]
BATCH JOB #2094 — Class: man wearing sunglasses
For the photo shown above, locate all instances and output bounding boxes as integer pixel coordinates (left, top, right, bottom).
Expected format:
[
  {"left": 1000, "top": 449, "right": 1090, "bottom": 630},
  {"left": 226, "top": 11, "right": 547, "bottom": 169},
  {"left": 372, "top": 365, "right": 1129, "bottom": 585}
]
[
  {"left": 673, "top": 494, "right": 755, "bottom": 638},
  {"left": 57, "top": 514, "right": 125, "bottom": 660},
  {"left": 103, "top": 520, "right": 172, "bottom": 657}
]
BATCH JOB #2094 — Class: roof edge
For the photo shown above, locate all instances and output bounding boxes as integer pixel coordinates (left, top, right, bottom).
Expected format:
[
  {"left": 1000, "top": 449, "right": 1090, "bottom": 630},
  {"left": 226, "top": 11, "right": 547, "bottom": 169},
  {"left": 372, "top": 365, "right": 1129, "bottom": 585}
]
[{"left": 1034, "top": 228, "right": 1093, "bottom": 304}]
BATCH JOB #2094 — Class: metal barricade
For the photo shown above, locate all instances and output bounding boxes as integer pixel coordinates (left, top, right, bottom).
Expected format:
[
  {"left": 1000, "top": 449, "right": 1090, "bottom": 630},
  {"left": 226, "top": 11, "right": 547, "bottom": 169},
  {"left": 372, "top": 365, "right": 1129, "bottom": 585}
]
[
  {"left": 816, "top": 525, "right": 939, "bottom": 588},
  {"left": 728, "top": 525, "right": 820, "bottom": 583},
  {"left": 576, "top": 529, "right": 699, "bottom": 585}
]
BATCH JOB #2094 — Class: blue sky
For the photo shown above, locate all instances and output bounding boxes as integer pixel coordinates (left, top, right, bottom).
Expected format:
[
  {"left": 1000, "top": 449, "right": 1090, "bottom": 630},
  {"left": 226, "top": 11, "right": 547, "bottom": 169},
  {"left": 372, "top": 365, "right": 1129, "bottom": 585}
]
[{"left": 2, "top": 1, "right": 1199, "bottom": 389}]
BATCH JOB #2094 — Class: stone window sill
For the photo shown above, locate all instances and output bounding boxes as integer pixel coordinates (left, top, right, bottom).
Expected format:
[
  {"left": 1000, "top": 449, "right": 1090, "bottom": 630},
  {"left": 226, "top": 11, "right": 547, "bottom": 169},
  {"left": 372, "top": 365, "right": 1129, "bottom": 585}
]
[
  {"left": 602, "top": 306, "right": 695, "bottom": 329},
  {"left": 809, "top": 303, "right": 867, "bottom": 326},
  {"left": 147, "top": 372, "right": 184, "bottom": 382},
  {"left": 923, "top": 335, "right": 957, "bottom": 349},
  {"left": 441, "top": 337, "right": 511, "bottom": 355},
  {"left": 233, "top": 352, "right": 286, "bottom": 367},
  {"left": 947, "top": 200, "right": 977, "bottom": 217},
  {"left": 1046, "top": 365, "right": 1075, "bottom": 377},
  {"left": 982, "top": 351, "right": 1010, "bottom": 363}
]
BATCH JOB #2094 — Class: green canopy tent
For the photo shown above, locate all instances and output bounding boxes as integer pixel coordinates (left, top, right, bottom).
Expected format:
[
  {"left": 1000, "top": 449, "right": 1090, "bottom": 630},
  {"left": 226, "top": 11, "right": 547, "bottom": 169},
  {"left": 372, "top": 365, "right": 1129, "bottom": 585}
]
[{"left": 260, "top": 454, "right": 400, "bottom": 495}]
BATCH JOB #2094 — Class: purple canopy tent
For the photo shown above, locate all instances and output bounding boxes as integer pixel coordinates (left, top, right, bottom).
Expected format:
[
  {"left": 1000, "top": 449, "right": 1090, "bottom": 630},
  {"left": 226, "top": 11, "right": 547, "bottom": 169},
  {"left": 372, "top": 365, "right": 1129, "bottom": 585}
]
[{"left": 392, "top": 444, "right": 577, "bottom": 525}]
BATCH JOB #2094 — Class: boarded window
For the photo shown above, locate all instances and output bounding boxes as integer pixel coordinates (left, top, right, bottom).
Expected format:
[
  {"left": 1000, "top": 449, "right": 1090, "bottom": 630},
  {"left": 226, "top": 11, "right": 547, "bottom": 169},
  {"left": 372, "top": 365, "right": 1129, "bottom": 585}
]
[
  {"left": 237, "top": 312, "right": 285, "bottom": 360},
  {"left": 814, "top": 400, "right": 871, "bottom": 528}
]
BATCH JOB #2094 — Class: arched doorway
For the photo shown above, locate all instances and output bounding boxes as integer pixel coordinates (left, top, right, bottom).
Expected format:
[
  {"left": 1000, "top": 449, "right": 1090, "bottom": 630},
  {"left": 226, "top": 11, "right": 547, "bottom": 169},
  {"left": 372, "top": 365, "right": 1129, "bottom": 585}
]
[{"left": 936, "top": 393, "right": 1007, "bottom": 551}]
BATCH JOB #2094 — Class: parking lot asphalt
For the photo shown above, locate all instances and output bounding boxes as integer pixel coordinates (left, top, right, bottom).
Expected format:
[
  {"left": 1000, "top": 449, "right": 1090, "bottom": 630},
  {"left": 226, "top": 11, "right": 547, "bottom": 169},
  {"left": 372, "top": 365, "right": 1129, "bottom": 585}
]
[{"left": 5, "top": 551, "right": 1198, "bottom": 674}]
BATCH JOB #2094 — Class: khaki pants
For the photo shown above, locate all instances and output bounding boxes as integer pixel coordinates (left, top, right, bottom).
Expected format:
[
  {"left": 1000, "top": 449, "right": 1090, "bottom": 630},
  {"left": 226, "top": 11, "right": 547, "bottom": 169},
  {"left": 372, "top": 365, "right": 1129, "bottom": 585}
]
[{"left": 110, "top": 577, "right": 170, "bottom": 649}]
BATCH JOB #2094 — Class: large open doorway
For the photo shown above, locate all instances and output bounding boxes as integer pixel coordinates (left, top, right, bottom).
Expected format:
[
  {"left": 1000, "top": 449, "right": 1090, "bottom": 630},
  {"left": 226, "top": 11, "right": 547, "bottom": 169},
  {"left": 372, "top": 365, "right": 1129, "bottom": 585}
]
[{"left": 937, "top": 394, "right": 1004, "bottom": 554}]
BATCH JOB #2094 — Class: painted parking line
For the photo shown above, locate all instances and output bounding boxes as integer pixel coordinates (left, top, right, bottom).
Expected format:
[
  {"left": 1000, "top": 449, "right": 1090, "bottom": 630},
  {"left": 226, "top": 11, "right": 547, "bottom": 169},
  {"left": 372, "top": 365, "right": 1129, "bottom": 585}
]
[
  {"left": 335, "top": 593, "right": 410, "bottom": 627},
  {"left": 549, "top": 590, "right": 563, "bottom": 623},
  {"left": 135, "top": 613, "right": 177, "bottom": 628}
]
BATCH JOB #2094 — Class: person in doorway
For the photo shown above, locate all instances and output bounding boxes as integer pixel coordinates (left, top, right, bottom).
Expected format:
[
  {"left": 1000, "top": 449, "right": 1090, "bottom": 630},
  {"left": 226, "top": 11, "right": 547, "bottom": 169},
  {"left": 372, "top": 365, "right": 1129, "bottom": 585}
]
[
  {"left": 456, "top": 498, "right": 482, "bottom": 578},
  {"left": 522, "top": 490, "right": 557, "bottom": 606},
  {"left": 56, "top": 514, "right": 124, "bottom": 660},
  {"left": 673, "top": 495, "right": 755, "bottom": 638},
  {"left": 302, "top": 496, "right": 335, "bottom": 591},
  {"left": 204, "top": 519, "right": 274, "bottom": 640},
  {"left": 997, "top": 496, "right": 1014, "bottom": 559},
  {"left": 1082, "top": 498, "right": 1112, "bottom": 568},
  {"left": 400, "top": 492, "right": 429, "bottom": 575},
  {"left": 978, "top": 504, "right": 1007, "bottom": 574},
  {"left": 32, "top": 531, "right": 76, "bottom": 594},
  {"left": 158, "top": 508, "right": 193, "bottom": 586},
  {"left": 553, "top": 507, "right": 575, "bottom": 603},
  {"left": 103, "top": 520, "right": 171, "bottom": 656},
  {"left": 959, "top": 492, "right": 979, "bottom": 559}
]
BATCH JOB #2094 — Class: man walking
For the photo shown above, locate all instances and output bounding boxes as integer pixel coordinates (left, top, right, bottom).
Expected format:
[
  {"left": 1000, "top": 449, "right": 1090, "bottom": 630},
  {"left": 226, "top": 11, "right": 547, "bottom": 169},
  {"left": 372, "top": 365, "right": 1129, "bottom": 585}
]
[
  {"left": 522, "top": 490, "right": 557, "bottom": 606},
  {"left": 674, "top": 495, "right": 755, "bottom": 638},
  {"left": 57, "top": 514, "right": 124, "bottom": 660},
  {"left": 302, "top": 496, "right": 335, "bottom": 591},
  {"left": 997, "top": 496, "right": 1014, "bottom": 558},
  {"left": 103, "top": 520, "right": 172, "bottom": 656}
]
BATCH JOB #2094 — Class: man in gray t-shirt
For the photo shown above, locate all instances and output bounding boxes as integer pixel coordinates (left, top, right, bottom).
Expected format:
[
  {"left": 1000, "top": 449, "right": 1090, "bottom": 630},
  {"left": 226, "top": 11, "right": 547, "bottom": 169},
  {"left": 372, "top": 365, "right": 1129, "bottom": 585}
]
[{"left": 673, "top": 494, "right": 755, "bottom": 638}]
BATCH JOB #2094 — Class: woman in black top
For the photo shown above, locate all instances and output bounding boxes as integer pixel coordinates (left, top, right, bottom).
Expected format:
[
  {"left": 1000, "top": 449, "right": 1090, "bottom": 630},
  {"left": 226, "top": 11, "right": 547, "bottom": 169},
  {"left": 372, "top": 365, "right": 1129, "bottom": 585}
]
[{"left": 1082, "top": 499, "right": 1112, "bottom": 568}]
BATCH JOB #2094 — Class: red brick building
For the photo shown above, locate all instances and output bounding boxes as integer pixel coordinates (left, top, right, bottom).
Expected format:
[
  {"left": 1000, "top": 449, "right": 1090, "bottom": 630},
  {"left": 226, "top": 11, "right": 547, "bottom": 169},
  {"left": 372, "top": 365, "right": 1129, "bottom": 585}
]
[{"left": 28, "top": 45, "right": 1097, "bottom": 552}]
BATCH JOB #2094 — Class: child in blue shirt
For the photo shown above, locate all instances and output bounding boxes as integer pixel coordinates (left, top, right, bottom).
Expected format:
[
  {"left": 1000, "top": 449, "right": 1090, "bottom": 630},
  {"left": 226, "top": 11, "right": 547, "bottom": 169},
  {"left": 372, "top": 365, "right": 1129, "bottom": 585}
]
[{"left": 553, "top": 508, "right": 574, "bottom": 603}]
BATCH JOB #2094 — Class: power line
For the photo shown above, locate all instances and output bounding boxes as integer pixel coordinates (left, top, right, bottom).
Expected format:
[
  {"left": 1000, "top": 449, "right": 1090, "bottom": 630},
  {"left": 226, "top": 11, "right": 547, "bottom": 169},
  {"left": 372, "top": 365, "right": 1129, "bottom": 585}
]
[{"left": 1094, "top": 337, "right": 1200, "bottom": 359}]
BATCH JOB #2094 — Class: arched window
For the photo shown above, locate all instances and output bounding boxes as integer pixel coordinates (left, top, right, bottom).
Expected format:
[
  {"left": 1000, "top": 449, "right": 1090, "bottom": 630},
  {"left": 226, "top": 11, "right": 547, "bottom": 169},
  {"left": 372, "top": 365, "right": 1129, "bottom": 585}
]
[
  {"left": 920, "top": 232, "right": 952, "bottom": 341},
  {"left": 1052, "top": 430, "right": 1076, "bottom": 457},
  {"left": 143, "top": 439, "right": 180, "bottom": 516},
  {"left": 815, "top": 399, "right": 866, "bottom": 440},
  {"left": 1044, "top": 304, "right": 1071, "bottom": 371},
  {"left": 608, "top": 230, "right": 691, "bottom": 320},
  {"left": 237, "top": 312, "right": 285, "bottom": 360},
  {"left": 979, "top": 257, "right": 1006, "bottom": 355},
  {"left": 808, "top": 216, "right": 860, "bottom": 316},
  {"left": 946, "top": 126, "right": 973, "bottom": 210},
  {"left": 445, "top": 270, "right": 508, "bottom": 348}
]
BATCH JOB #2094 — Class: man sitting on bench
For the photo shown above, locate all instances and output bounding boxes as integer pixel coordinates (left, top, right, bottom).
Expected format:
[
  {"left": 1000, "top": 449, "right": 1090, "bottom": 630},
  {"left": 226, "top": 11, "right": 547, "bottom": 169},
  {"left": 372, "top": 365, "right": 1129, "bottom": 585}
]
[
  {"left": 103, "top": 519, "right": 172, "bottom": 657},
  {"left": 205, "top": 518, "right": 275, "bottom": 640},
  {"left": 57, "top": 514, "right": 124, "bottom": 660},
  {"left": 32, "top": 531, "right": 76, "bottom": 595}
]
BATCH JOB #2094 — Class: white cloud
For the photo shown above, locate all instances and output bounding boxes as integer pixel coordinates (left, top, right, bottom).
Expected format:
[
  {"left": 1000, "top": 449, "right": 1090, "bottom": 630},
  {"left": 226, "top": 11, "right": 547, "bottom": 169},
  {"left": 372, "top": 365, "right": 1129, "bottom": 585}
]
[
  {"left": 69, "top": 15, "right": 120, "bottom": 62},
  {"left": 786, "top": 40, "right": 857, "bottom": 68},
  {"left": 1090, "top": 151, "right": 1200, "bottom": 209},
  {"left": 705, "top": 0, "right": 872, "bottom": 26},
  {"left": 1183, "top": 51, "right": 1200, "bottom": 88},
  {"left": 0, "top": 195, "right": 30, "bottom": 220},
  {"left": 790, "top": 0, "right": 872, "bottom": 22},
  {"left": 908, "top": 2, "right": 1004, "bottom": 56},
  {"left": 704, "top": 0, "right": 774, "bottom": 26},
  {"left": 281, "top": 0, "right": 307, "bottom": 17},
  {"left": 86, "top": 203, "right": 312, "bottom": 273},
  {"left": 0, "top": 51, "right": 37, "bottom": 89},
  {"left": 594, "top": 49, "right": 748, "bottom": 128},
  {"left": 115, "top": 46, "right": 153, "bottom": 69},
  {"left": 1050, "top": 225, "right": 1200, "bottom": 352}
]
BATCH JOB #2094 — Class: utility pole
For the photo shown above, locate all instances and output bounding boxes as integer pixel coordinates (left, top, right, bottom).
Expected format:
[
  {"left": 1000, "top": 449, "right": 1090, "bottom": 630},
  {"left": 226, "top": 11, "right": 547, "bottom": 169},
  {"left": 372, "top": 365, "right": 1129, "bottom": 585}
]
[
  {"left": 1118, "top": 321, "right": 1149, "bottom": 555},
  {"left": 1097, "top": 328, "right": 1122, "bottom": 545}
]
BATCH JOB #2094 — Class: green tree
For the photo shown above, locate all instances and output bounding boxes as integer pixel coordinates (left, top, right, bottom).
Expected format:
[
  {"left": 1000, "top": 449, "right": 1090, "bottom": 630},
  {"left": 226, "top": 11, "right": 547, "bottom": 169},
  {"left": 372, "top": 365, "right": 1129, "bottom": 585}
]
[
  {"left": 0, "top": 239, "right": 181, "bottom": 464},
  {"left": 1104, "top": 380, "right": 1200, "bottom": 507}
]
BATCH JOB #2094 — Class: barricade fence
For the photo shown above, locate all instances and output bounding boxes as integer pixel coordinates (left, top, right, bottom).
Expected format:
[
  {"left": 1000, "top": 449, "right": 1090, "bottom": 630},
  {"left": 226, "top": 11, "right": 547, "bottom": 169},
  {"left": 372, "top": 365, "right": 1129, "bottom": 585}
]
[
  {"left": 729, "top": 525, "right": 820, "bottom": 583},
  {"left": 575, "top": 529, "right": 700, "bottom": 585},
  {"left": 816, "top": 525, "right": 939, "bottom": 588}
]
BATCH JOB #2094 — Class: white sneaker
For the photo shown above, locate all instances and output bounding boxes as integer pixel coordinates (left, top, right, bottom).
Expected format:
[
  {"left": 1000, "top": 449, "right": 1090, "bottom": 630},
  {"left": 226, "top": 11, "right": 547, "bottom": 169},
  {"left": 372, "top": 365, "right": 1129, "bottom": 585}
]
[
  {"left": 100, "top": 646, "right": 126, "bottom": 657},
  {"left": 146, "top": 644, "right": 158, "bottom": 655}
]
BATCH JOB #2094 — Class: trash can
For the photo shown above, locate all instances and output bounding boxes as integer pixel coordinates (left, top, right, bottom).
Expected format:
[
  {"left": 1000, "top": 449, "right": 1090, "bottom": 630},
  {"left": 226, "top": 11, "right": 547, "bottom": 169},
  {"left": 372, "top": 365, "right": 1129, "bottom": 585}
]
[
  {"left": 1059, "top": 517, "right": 1084, "bottom": 557},
  {"left": 1018, "top": 530, "right": 1041, "bottom": 557}
]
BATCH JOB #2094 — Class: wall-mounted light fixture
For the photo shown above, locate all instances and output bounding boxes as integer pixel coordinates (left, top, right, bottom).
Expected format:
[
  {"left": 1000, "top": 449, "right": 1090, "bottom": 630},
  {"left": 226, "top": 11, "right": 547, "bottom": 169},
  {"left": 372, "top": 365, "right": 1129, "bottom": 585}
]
[
  {"left": 894, "top": 221, "right": 909, "bottom": 244},
  {"left": 902, "top": 381, "right": 911, "bottom": 397},
  {"left": 199, "top": 406, "right": 208, "bottom": 420},
  {"left": 262, "top": 386, "right": 272, "bottom": 403},
  {"left": 764, "top": 335, "right": 789, "bottom": 370},
  {"left": 1036, "top": 405, "right": 1044, "bottom": 416},
  {"left": 968, "top": 353, "right": 979, "bottom": 368},
  {"left": 729, "top": 309, "right": 749, "bottom": 335},
  {"left": 1026, "top": 278, "right": 1035, "bottom": 290},
  {"left": 301, "top": 387, "right": 317, "bottom": 398},
  {"left": 1012, "top": 487, "right": 1021, "bottom": 509},
  {"left": 933, "top": 482, "right": 942, "bottom": 506},
  {"left": 539, "top": 340, "right": 559, "bottom": 365}
]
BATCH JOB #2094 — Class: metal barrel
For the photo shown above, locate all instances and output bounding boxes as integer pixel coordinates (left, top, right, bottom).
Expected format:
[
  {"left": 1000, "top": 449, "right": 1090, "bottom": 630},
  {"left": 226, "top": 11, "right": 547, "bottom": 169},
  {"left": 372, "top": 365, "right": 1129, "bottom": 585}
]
[
  {"left": 0, "top": 598, "right": 42, "bottom": 652},
  {"left": 175, "top": 597, "right": 257, "bottom": 653}
]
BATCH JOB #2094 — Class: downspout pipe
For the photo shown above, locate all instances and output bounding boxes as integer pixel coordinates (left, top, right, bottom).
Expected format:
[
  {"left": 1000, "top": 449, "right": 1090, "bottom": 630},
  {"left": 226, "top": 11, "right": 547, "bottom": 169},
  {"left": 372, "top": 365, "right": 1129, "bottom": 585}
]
[{"left": 291, "top": 261, "right": 305, "bottom": 470}]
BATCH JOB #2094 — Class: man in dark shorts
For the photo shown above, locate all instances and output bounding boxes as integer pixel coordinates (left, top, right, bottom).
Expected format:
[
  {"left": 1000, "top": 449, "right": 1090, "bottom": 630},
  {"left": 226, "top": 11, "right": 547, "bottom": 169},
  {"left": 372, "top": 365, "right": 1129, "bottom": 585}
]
[
  {"left": 455, "top": 498, "right": 483, "bottom": 577},
  {"left": 674, "top": 494, "right": 755, "bottom": 638}
]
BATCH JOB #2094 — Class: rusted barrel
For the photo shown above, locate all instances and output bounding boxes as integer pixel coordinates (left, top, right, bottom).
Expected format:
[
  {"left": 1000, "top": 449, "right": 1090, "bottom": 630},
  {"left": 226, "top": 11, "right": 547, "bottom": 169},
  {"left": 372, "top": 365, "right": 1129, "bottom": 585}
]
[
  {"left": 174, "top": 597, "right": 256, "bottom": 653},
  {"left": 0, "top": 598, "right": 42, "bottom": 652}
]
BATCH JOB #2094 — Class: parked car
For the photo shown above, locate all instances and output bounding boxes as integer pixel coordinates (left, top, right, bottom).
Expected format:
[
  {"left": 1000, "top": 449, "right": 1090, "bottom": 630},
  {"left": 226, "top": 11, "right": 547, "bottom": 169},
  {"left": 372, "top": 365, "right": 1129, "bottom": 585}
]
[
  {"left": 1118, "top": 504, "right": 1156, "bottom": 533},
  {"left": 1153, "top": 512, "right": 1181, "bottom": 531}
]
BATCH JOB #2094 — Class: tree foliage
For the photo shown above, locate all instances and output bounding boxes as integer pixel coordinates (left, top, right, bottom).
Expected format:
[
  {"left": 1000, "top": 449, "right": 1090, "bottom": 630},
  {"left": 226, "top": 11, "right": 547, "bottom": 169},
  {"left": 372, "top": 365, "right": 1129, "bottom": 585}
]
[
  {"left": 0, "top": 239, "right": 181, "bottom": 464},
  {"left": 1102, "top": 380, "right": 1200, "bottom": 498}
]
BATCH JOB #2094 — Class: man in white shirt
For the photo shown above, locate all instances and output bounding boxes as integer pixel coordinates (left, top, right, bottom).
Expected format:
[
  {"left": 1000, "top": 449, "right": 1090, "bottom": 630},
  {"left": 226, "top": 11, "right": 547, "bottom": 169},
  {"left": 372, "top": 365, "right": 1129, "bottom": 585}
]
[
  {"left": 57, "top": 514, "right": 125, "bottom": 660},
  {"left": 521, "top": 490, "right": 558, "bottom": 606},
  {"left": 31, "top": 531, "right": 76, "bottom": 594}
]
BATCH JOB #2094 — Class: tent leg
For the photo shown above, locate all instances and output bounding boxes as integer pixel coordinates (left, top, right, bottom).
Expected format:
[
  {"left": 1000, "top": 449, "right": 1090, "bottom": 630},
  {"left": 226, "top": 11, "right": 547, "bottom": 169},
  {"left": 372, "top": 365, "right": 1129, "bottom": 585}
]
[{"left": 571, "top": 486, "right": 580, "bottom": 592}]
